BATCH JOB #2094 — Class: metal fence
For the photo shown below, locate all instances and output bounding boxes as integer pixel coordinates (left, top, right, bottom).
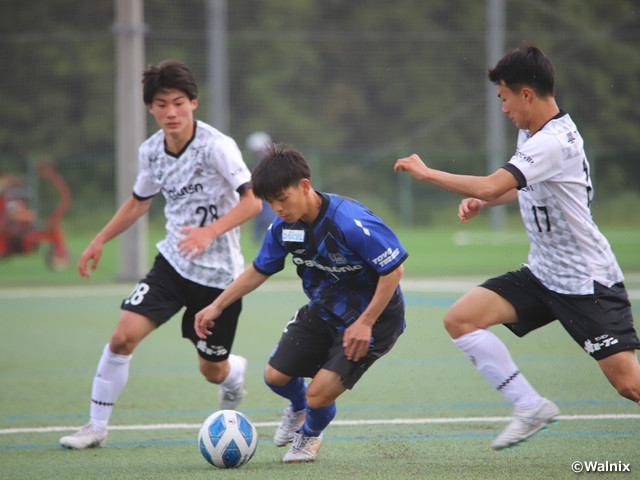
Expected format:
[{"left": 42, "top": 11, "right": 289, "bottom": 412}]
[{"left": 1, "top": 0, "right": 639, "bottom": 230}]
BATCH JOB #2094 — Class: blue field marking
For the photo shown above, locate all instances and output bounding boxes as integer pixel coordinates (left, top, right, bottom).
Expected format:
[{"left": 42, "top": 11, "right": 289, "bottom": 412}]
[
  {"left": 3, "top": 431, "right": 639, "bottom": 451},
  {"left": 1, "top": 399, "right": 630, "bottom": 422},
  {"left": 0, "top": 352, "right": 590, "bottom": 379}
]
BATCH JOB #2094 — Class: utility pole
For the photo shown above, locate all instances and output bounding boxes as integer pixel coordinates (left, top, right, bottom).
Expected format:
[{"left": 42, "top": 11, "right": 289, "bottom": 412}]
[
  {"left": 207, "top": 0, "right": 229, "bottom": 133},
  {"left": 486, "top": 0, "right": 507, "bottom": 229},
  {"left": 114, "top": 0, "right": 147, "bottom": 281}
]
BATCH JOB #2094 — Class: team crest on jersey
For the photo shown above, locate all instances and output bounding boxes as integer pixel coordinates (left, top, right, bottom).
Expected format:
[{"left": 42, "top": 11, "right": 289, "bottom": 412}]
[
  {"left": 193, "top": 162, "right": 204, "bottom": 176},
  {"left": 329, "top": 252, "right": 348, "bottom": 265},
  {"left": 282, "top": 229, "right": 305, "bottom": 242}
]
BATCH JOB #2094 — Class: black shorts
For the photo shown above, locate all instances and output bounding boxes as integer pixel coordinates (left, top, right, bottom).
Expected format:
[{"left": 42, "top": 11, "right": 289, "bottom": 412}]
[
  {"left": 121, "top": 254, "right": 242, "bottom": 362},
  {"left": 481, "top": 267, "right": 639, "bottom": 361},
  {"left": 268, "top": 299, "right": 405, "bottom": 390}
]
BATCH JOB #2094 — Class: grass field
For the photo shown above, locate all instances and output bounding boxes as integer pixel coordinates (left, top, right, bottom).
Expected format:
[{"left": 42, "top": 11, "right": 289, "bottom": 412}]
[{"left": 1, "top": 223, "right": 640, "bottom": 479}]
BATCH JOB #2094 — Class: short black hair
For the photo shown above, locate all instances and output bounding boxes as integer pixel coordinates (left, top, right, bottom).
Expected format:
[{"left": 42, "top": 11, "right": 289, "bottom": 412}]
[
  {"left": 488, "top": 45, "right": 555, "bottom": 97},
  {"left": 251, "top": 144, "right": 312, "bottom": 201},
  {"left": 142, "top": 60, "right": 198, "bottom": 105}
]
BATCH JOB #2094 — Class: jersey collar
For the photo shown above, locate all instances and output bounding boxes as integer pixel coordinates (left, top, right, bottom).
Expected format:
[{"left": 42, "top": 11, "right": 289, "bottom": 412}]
[{"left": 164, "top": 120, "right": 198, "bottom": 158}]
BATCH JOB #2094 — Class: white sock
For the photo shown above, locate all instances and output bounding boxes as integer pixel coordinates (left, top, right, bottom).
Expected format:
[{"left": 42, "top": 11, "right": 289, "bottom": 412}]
[
  {"left": 89, "top": 343, "right": 132, "bottom": 432},
  {"left": 453, "top": 329, "right": 542, "bottom": 410},
  {"left": 220, "top": 354, "right": 245, "bottom": 390}
]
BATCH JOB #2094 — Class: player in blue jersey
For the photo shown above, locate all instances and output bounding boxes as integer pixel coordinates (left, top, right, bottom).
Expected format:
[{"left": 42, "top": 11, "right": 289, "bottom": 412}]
[{"left": 195, "top": 143, "right": 408, "bottom": 463}]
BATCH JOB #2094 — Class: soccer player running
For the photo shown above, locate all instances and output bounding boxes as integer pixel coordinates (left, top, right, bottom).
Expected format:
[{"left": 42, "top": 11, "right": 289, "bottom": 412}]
[
  {"left": 60, "top": 60, "right": 262, "bottom": 449},
  {"left": 195, "top": 144, "right": 408, "bottom": 463},
  {"left": 394, "top": 45, "right": 640, "bottom": 450}
]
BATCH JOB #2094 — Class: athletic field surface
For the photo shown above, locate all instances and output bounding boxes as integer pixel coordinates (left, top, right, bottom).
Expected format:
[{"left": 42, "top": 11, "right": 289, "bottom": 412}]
[
  {"left": 2, "top": 273, "right": 640, "bottom": 479},
  {"left": 2, "top": 226, "right": 640, "bottom": 478}
]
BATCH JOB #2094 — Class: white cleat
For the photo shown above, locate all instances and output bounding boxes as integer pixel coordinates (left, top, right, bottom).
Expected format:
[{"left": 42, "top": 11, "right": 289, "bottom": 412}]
[
  {"left": 274, "top": 406, "right": 306, "bottom": 447},
  {"left": 492, "top": 398, "right": 560, "bottom": 450},
  {"left": 282, "top": 431, "right": 323, "bottom": 463},
  {"left": 218, "top": 356, "right": 247, "bottom": 410},
  {"left": 59, "top": 421, "right": 107, "bottom": 450}
]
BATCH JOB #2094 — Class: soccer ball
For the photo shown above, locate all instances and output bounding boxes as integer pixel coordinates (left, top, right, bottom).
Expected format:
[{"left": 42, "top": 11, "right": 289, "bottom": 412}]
[{"left": 198, "top": 410, "right": 258, "bottom": 468}]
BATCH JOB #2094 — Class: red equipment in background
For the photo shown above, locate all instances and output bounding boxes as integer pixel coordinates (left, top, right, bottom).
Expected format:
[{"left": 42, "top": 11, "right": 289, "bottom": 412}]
[{"left": 0, "top": 160, "right": 71, "bottom": 271}]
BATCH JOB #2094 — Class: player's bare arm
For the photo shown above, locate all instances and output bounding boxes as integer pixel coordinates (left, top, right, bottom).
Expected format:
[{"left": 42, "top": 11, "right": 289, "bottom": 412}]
[
  {"left": 343, "top": 265, "right": 404, "bottom": 362},
  {"left": 195, "top": 264, "right": 269, "bottom": 338},
  {"left": 78, "top": 196, "right": 153, "bottom": 278},
  {"left": 394, "top": 154, "right": 519, "bottom": 202},
  {"left": 458, "top": 189, "right": 518, "bottom": 223},
  {"left": 178, "top": 188, "right": 262, "bottom": 259}
]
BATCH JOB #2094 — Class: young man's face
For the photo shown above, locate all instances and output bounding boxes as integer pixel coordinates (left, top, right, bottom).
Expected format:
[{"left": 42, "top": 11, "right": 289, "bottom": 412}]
[
  {"left": 148, "top": 88, "right": 198, "bottom": 136},
  {"left": 266, "top": 180, "right": 312, "bottom": 224},
  {"left": 497, "top": 82, "right": 530, "bottom": 131}
]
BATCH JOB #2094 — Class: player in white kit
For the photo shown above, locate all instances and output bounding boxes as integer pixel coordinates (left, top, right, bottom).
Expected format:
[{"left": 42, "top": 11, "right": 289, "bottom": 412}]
[
  {"left": 394, "top": 45, "right": 640, "bottom": 450},
  {"left": 60, "top": 60, "right": 262, "bottom": 449}
]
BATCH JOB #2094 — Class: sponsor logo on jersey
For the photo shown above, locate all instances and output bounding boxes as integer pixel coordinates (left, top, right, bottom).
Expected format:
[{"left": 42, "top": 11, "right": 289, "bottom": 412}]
[
  {"left": 583, "top": 334, "right": 619, "bottom": 355},
  {"left": 372, "top": 247, "right": 400, "bottom": 268},
  {"left": 294, "top": 249, "right": 306, "bottom": 254},
  {"left": 514, "top": 151, "right": 534, "bottom": 164},
  {"left": 163, "top": 183, "right": 204, "bottom": 200},
  {"left": 292, "top": 256, "right": 363, "bottom": 273},
  {"left": 329, "top": 252, "right": 348, "bottom": 265},
  {"left": 566, "top": 131, "right": 576, "bottom": 144},
  {"left": 230, "top": 167, "right": 247, "bottom": 177},
  {"left": 283, "top": 229, "right": 305, "bottom": 242}
]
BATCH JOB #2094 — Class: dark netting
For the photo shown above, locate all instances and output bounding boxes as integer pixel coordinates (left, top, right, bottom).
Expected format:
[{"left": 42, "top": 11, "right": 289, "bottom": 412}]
[{"left": 1, "top": 0, "right": 639, "bottom": 229}]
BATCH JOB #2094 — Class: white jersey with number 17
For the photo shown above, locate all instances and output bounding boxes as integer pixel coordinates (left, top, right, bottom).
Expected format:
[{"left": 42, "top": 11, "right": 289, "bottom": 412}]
[
  {"left": 132, "top": 121, "right": 252, "bottom": 289},
  {"left": 502, "top": 111, "right": 623, "bottom": 295}
]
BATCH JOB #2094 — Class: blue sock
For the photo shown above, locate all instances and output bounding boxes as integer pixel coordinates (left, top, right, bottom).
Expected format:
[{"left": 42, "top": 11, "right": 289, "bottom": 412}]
[
  {"left": 301, "top": 402, "right": 337, "bottom": 437},
  {"left": 264, "top": 376, "right": 307, "bottom": 412}
]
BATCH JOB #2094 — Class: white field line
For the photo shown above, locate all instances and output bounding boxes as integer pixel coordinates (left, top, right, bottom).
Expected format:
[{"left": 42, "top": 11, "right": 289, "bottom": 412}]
[
  {"left": 2, "top": 280, "right": 639, "bottom": 299},
  {"left": 3, "top": 414, "right": 640, "bottom": 435}
]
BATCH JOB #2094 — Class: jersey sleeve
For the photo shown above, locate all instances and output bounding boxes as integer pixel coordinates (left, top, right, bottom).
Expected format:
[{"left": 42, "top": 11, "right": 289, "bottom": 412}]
[
  {"left": 206, "top": 136, "right": 252, "bottom": 192},
  {"left": 504, "top": 132, "right": 563, "bottom": 188},
  {"left": 252, "top": 221, "right": 289, "bottom": 276},
  {"left": 132, "top": 143, "right": 162, "bottom": 200},
  {"left": 340, "top": 206, "right": 408, "bottom": 275}
]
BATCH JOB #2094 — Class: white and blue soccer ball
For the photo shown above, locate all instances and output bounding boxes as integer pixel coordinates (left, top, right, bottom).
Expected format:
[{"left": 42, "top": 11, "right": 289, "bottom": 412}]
[{"left": 198, "top": 410, "right": 258, "bottom": 468}]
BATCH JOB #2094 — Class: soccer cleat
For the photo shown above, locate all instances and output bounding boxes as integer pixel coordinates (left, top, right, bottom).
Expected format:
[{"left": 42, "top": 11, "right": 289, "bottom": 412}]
[
  {"left": 282, "top": 431, "right": 323, "bottom": 463},
  {"left": 59, "top": 421, "right": 107, "bottom": 450},
  {"left": 274, "top": 405, "right": 306, "bottom": 447},
  {"left": 218, "top": 356, "right": 247, "bottom": 410},
  {"left": 491, "top": 397, "right": 560, "bottom": 450}
]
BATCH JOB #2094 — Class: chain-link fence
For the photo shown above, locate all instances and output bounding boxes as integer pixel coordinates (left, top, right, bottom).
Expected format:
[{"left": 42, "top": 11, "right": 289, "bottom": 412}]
[{"left": 2, "top": 0, "right": 639, "bottom": 231}]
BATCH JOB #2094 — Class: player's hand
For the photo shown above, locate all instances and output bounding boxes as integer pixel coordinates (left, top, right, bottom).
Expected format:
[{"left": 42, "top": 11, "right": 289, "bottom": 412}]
[
  {"left": 194, "top": 304, "right": 223, "bottom": 339},
  {"left": 77, "top": 241, "right": 103, "bottom": 278},
  {"left": 177, "top": 226, "right": 216, "bottom": 259},
  {"left": 394, "top": 154, "right": 430, "bottom": 181},
  {"left": 343, "top": 321, "right": 372, "bottom": 362},
  {"left": 458, "top": 198, "right": 485, "bottom": 223}
]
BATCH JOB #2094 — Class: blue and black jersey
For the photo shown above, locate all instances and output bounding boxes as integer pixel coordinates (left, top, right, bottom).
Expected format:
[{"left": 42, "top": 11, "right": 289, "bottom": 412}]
[{"left": 253, "top": 192, "right": 408, "bottom": 331}]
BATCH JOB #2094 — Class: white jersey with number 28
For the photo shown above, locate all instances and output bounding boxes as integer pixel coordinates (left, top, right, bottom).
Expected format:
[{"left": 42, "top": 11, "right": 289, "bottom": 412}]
[
  {"left": 133, "top": 121, "right": 252, "bottom": 289},
  {"left": 503, "top": 111, "right": 623, "bottom": 295}
]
